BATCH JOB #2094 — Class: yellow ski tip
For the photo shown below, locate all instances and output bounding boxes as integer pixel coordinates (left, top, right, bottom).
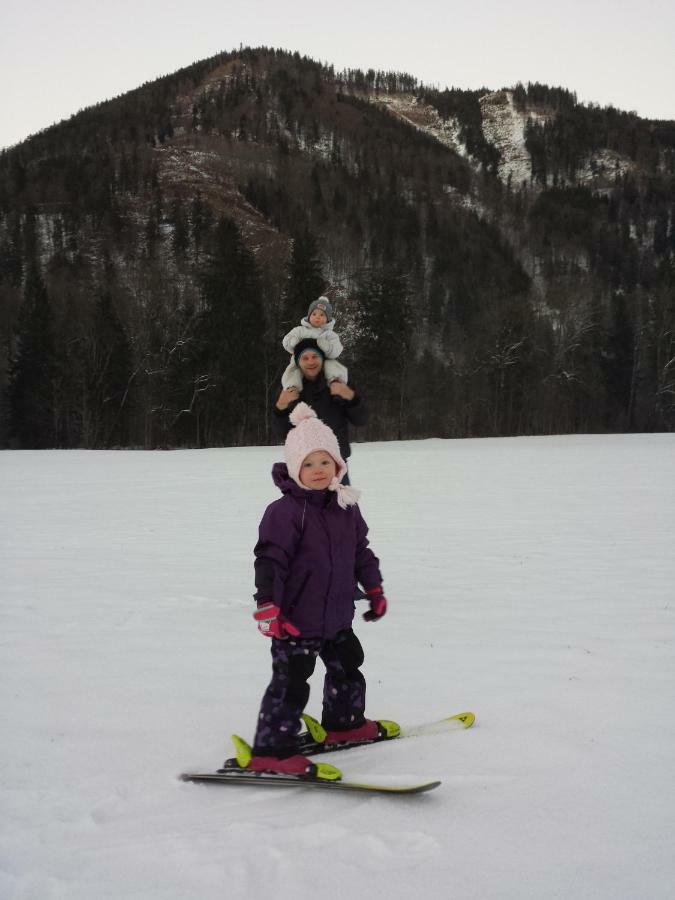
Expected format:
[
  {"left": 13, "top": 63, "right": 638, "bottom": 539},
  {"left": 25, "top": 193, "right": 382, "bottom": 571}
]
[
  {"left": 315, "top": 762, "right": 342, "bottom": 781},
  {"left": 302, "top": 713, "right": 327, "bottom": 743},
  {"left": 448, "top": 712, "right": 475, "bottom": 728},
  {"left": 231, "top": 734, "right": 252, "bottom": 768},
  {"left": 378, "top": 719, "right": 401, "bottom": 738}
]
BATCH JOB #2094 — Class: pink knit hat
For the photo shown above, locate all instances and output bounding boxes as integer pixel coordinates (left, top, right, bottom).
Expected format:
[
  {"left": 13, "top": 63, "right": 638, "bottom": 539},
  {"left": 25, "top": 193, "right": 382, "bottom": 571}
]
[{"left": 284, "top": 403, "right": 360, "bottom": 508}]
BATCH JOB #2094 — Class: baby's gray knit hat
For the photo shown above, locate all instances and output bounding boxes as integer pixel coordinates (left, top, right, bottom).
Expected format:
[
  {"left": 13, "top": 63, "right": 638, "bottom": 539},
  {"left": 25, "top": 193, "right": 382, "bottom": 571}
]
[{"left": 307, "top": 296, "right": 333, "bottom": 321}]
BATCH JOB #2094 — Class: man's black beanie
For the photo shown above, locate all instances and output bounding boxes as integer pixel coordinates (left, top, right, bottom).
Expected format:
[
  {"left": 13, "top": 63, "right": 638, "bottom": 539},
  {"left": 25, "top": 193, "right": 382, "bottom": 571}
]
[{"left": 293, "top": 338, "right": 326, "bottom": 366}]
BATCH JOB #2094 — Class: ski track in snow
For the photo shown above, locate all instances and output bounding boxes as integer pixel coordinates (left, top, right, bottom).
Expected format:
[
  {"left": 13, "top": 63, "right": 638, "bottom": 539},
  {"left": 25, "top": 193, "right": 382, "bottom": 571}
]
[{"left": 1, "top": 434, "right": 674, "bottom": 899}]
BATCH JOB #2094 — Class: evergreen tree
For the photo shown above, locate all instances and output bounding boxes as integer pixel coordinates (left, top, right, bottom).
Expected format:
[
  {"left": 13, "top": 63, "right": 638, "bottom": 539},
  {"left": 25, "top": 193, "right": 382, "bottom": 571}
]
[
  {"left": 170, "top": 199, "right": 190, "bottom": 261},
  {"left": 193, "top": 217, "right": 265, "bottom": 444},
  {"left": 190, "top": 193, "right": 213, "bottom": 261},
  {"left": 283, "top": 225, "right": 326, "bottom": 323},
  {"left": 603, "top": 291, "right": 635, "bottom": 426},
  {"left": 653, "top": 209, "right": 669, "bottom": 256},
  {"left": 0, "top": 214, "right": 23, "bottom": 287},
  {"left": 86, "top": 291, "right": 134, "bottom": 447},
  {"left": 353, "top": 269, "right": 413, "bottom": 438},
  {"left": 7, "top": 266, "right": 57, "bottom": 447}
]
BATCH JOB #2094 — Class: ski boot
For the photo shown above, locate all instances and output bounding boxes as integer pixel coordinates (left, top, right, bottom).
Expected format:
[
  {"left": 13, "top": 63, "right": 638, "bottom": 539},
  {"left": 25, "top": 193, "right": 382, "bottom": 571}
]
[
  {"left": 301, "top": 714, "right": 400, "bottom": 750},
  {"left": 219, "top": 735, "right": 342, "bottom": 781}
]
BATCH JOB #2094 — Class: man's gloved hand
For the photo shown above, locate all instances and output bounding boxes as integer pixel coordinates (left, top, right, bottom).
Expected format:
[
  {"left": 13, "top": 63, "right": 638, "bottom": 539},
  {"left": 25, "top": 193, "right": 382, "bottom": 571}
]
[
  {"left": 253, "top": 602, "right": 301, "bottom": 639},
  {"left": 363, "top": 585, "right": 387, "bottom": 621}
]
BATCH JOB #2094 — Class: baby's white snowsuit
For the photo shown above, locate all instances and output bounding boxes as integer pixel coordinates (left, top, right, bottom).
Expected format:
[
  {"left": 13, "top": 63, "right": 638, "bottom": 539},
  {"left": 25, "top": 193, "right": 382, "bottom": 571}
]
[{"left": 281, "top": 318, "right": 348, "bottom": 391}]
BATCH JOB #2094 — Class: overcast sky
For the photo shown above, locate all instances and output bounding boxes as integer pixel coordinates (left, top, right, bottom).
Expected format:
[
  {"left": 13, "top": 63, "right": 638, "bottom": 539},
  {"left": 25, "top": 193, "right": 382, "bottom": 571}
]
[{"left": 2, "top": 0, "right": 674, "bottom": 150}]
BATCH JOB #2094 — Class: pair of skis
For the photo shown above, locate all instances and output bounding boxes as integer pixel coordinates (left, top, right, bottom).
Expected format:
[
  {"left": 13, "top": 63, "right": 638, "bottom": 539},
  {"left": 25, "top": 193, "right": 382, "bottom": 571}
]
[{"left": 180, "top": 711, "right": 475, "bottom": 795}]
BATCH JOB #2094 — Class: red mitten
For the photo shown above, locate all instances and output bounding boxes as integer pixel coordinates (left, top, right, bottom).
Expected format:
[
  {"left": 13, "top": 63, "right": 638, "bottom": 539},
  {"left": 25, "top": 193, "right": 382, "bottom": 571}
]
[
  {"left": 253, "top": 602, "right": 301, "bottom": 639},
  {"left": 363, "top": 586, "right": 387, "bottom": 622}
]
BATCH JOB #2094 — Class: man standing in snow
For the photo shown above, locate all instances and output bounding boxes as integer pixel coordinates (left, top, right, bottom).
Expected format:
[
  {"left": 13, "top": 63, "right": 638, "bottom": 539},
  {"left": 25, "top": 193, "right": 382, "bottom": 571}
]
[{"left": 272, "top": 338, "right": 367, "bottom": 479}]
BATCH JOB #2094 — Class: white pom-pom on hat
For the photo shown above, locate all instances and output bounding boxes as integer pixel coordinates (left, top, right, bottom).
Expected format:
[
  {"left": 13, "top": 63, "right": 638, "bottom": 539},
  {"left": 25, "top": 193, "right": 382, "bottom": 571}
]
[{"left": 289, "top": 402, "right": 317, "bottom": 427}]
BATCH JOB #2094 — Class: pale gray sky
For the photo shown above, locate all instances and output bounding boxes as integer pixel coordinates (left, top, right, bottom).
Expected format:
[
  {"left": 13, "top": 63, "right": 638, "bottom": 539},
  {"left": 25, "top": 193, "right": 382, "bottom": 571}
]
[{"left": 2, "top": 0, "right": 674, "bottom": 150}]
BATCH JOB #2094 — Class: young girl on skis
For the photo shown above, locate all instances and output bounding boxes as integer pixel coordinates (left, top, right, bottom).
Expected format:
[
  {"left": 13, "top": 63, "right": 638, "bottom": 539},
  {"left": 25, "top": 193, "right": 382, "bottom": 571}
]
[{"left": 229, "top": 403, "right": 397, "bottom": 780}]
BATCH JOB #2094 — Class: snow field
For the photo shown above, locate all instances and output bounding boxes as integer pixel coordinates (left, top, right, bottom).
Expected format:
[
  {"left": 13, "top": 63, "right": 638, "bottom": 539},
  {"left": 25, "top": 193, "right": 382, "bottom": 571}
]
[{"left": 1, "top": 434, "right": 674, "bottom": 899}]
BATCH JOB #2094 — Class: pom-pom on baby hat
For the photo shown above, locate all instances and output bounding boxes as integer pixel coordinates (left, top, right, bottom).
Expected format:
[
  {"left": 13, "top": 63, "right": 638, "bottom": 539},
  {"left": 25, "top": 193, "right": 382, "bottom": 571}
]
[{"left": 284, "top": 403, "right": 360, "bottom": 508}]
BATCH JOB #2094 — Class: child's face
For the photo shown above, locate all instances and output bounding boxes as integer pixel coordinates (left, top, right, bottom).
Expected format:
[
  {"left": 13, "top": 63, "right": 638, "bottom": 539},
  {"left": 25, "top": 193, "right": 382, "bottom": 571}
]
[
  {"left": 308, "top": 308, "right": 328, "bottom": 326},
  {"left": 299, "top": 450, "right": 337, "bottom": 489}
]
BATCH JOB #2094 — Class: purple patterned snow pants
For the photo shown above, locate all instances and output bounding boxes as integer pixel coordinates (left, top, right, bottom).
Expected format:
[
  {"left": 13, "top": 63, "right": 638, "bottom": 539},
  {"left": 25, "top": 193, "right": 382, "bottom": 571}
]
[{"left": 253, "top": 628, "right": 366, "bottom": 757}]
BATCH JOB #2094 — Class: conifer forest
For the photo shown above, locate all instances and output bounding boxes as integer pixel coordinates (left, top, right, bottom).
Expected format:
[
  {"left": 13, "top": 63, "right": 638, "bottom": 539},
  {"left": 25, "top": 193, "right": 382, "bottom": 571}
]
[{"left": 1, "top": 48, "right": 674, "bottom": 448}]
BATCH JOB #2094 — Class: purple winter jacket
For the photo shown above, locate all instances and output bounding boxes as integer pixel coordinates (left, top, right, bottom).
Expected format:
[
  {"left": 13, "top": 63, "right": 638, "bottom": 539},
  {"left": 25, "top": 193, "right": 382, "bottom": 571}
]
[{"left": 253, "top": 463, "right": 382, "bottom": 639}]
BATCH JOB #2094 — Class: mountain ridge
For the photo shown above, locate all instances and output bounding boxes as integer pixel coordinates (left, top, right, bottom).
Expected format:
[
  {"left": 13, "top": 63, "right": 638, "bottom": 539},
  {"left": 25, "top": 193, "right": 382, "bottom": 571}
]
[{"left": 1, "top": 47, "right": 673, "bottom": 448}]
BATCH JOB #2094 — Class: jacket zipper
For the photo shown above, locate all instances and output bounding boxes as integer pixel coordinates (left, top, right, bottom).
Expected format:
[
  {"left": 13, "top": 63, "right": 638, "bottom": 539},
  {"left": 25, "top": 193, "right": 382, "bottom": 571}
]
[{"left": 320, "top": 506, "right": 332, "bottom": 637}]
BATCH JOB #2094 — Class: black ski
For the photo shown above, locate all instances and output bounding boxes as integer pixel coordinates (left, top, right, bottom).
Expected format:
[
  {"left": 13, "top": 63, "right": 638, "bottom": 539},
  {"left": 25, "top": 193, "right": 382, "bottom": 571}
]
[{"left": 180, "top": 770, "right": 440, "bottom": 795}]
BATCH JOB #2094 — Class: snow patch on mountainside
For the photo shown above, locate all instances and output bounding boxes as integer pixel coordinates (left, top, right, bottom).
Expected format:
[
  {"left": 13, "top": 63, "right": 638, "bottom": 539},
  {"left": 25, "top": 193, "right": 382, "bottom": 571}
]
[
  {"left": 577, "top": 148, "right": 635, "bottom": 190},
  {"left": 479, "top": 90, "right": 545, "bottom": 186},
  {"left": 156, "top": 147, "right": 221, "bottom": 185},
  {"left": 296, "top": 126, "right": 334, "bottom": 158},
  {"left": 480, "top": 91, "right": 635, "bottom": 191},
  {"left": 372, "top": 93, "right": 470, "bottom": 159},
  {"left": 369, "top": 93, "right": 487, "bottom": 214},
  {"left": 154, "top": 146, "right": 285, "bottom": 251}
]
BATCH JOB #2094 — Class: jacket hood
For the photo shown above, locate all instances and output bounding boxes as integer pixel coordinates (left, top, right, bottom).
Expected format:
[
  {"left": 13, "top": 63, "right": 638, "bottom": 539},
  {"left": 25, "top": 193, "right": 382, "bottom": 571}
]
[{"left": 271, "top": 462, "right": 318, "bottom": 499}]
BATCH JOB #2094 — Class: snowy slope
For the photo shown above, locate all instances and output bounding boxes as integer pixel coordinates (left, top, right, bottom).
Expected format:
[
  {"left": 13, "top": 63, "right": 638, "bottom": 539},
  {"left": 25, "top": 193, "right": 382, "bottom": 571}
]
[{"left": 1, "top": 434, "right": 675, "bottom": 900}]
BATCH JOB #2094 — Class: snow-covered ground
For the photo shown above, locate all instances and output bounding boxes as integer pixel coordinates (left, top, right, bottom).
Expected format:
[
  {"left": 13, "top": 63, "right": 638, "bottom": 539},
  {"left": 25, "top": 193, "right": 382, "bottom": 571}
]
[{"left": 2, "top": 434, "right": 674, "bottom": 900}]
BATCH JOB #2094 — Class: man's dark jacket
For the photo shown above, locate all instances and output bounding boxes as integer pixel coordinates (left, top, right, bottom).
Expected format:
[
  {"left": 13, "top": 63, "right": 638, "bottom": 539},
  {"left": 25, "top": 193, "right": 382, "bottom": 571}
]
[{"left": 271, "top": 375, "right": 367, "bottom": 459}]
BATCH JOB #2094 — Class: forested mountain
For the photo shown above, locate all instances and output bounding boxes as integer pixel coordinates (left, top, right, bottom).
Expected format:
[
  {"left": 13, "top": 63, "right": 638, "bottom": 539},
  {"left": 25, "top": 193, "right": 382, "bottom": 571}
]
[{"left": 1, "top": 47, "right": 674, "bottom": 448}]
